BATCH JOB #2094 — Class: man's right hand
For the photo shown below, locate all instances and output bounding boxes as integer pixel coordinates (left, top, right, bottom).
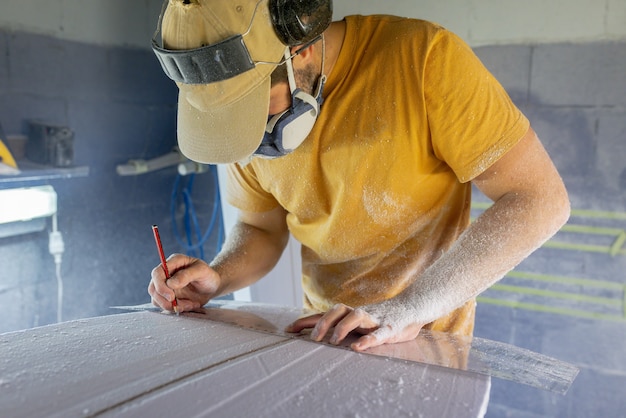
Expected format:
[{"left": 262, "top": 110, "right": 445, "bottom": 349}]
[
  {"left": 148, "top": 206, "right": 290, "bottom": 313},
  {"left": 148, "top": 253, "right": 221, "bottom": 313}
]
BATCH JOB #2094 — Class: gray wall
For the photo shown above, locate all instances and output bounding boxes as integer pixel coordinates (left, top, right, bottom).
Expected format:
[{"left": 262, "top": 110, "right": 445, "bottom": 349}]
[
  {"left": 0, "top": 29, "right": 223, "bottom": 331},
  {"left": 473, "top": 42, "right": 626, "bottom": 417},
  {"left": 333, "top": 0, "right": 626, "bottom": 46}
]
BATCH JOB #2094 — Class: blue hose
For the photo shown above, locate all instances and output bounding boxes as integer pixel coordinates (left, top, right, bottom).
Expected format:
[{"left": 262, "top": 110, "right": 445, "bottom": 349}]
[{"left": 170, "top": 165, "right": 223, "bottom": 259}]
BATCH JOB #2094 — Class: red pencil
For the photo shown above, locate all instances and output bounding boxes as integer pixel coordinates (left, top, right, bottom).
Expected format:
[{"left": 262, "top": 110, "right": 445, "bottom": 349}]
[{"left": 151, "top": 224, "right": 179, "bottom": 314}]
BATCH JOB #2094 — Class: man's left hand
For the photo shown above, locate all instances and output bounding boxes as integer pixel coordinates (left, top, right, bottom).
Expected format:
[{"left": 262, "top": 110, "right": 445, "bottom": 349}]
[{"left": 285, "top": 302, "right": 425, "bottom": 352}]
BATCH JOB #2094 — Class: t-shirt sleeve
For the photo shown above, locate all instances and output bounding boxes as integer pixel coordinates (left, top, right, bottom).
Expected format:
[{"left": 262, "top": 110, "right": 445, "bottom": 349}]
[
  {"left": 225, "top": 162, "right": 280, "bottom": 212},
  {"left": 424, "top": 29, "right": 530, "bottom": 183}
]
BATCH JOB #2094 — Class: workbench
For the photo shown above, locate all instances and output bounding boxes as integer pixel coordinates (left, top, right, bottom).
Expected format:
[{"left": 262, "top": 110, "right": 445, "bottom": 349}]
[{"left": 0, "top": 302, "right": 492, "bottom": 417}]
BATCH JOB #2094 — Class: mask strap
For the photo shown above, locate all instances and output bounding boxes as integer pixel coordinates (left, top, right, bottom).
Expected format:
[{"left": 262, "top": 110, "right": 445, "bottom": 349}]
[
  {"left": 321, "top": 34, "right": 326, "bottom": 79},
  {"left": 283, "top": 33, "right": 326, "bottom": 97},
  {"left": 284, "top": 48, "right": 298, "bottom": 94}
]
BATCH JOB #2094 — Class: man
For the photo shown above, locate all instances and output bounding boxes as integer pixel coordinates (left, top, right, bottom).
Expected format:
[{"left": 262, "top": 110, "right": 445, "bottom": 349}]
[{"left": 149, "top": 0, "right": 570, "bottom": 352}]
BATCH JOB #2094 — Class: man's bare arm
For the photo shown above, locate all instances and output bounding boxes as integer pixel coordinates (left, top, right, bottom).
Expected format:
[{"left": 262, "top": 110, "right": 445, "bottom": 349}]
[
  {"left": 289, "top": 126, "right": 570, "bottom": 350},
  {"left": 210, "top": 206, "right": 290, "bottom": 296}
]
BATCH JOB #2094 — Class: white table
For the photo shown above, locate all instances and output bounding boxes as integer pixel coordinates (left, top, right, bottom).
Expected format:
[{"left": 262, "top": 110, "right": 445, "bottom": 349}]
[{"left": 0, "top": 303, "right": 491, "bottom": 417}]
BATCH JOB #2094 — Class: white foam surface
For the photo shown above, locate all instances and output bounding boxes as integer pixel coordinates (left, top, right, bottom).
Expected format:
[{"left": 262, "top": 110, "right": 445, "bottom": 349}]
[{"left": 0, "top": 310, "right": 490, "bottom": 417}]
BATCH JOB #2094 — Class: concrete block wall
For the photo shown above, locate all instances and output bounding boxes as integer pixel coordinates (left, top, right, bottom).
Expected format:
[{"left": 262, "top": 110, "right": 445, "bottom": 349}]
[
  {"left": 0, "top": 29, "right": 223, "bottom": 332},
  {"left": 2, "top": 1, "right": 626, "bottom": 48},
  {"left": 0, "top": 0, "right": 162, "bottom": 48},
  {"left": 334, "top": 0, "right": 626, "bottom": 46},
  {"left": 473, "top": 42, "right": 626, "bottom": 417}
]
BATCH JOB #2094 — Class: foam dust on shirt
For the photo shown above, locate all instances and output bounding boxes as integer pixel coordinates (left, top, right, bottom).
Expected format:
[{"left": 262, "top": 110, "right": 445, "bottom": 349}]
[{"left": 362, "top": 188, "right": 410, "bottom": 228}]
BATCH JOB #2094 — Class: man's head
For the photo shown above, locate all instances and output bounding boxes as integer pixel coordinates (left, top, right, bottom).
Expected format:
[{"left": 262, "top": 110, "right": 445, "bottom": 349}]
[{"left": 153, "top": 0, "right": 332, "bottom": 164}]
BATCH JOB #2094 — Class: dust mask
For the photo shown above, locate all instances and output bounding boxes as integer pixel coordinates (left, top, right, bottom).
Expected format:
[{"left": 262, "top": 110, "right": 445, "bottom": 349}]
[{"left": 254, "top": 47, "right": 326, "bottom": 159}]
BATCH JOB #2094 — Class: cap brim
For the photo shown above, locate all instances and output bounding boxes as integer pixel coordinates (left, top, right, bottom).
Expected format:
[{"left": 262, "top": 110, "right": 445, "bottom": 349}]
[{"left": 177, "top": 77, "right": 270, "bottom": 164}]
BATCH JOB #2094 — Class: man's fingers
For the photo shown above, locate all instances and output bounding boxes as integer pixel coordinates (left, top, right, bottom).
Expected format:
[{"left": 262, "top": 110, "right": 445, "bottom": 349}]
[
  {"left": 310, "top": 304, "right": 353, "bottom": 342},
  {"left": 351, "top": 323, "right": 424, "bottom": 352},
  {"left": 285, "top": 304, "right": 355, "bottom": 341},
  {"left": 150, "top": 263, "right": 176, "bottom": 299},
  {"left": 148, "top": 281, "right": 174, "bottom": 311},
  {"left": 285, "top": 305, "right": 381, "bottom": 346},
  {"left": 330, "top": 308, "right": 376, "bottom": 345},
  {"left": 285, "top": 314, "right": 324, "bottom": 333},
  {"left": 351, "top": 333, "right": 382, "bottom": 352},
  {"left": 351, "top": 325, "right": 396, "bottom": 351},
  {"left": 174, "top": 298, "right": 201, "bottom": 313}
]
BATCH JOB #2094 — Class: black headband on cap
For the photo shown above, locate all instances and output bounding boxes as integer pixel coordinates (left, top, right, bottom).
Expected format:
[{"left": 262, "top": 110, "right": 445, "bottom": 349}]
[
  {"left": 151, "top": 0, "right": 332, "bottom": 85},
  {"left": 152, "top": 35, "right": 255, "bottom": 85}
]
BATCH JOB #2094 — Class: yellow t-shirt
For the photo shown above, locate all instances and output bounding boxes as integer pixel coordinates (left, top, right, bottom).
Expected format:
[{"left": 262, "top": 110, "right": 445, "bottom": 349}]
[{"left": 226, "top": 16, "right": 529, "bottom": 335}]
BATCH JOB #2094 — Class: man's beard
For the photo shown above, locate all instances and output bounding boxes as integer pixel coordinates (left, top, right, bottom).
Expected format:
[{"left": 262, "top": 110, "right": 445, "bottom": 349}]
[
  {"left": 271, "top": 61, "right": 320, "bottom": 95},
  {"left": 294, "top": 62, "right": 320, "bottom": 95}
]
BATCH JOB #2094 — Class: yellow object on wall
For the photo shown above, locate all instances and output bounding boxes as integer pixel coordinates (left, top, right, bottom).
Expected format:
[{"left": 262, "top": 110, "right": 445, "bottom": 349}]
[
  {"left": 0, "top": 139, "right": 18, "bottom": 169},
  {"left": 0, "top": 138, "right": 20, "bottom": 175}
]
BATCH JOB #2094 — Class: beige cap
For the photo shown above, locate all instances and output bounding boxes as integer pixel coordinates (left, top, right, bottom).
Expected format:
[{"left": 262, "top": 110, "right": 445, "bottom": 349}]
[{"left": 162, "top": 0, "right": 285, "bottom": 163}]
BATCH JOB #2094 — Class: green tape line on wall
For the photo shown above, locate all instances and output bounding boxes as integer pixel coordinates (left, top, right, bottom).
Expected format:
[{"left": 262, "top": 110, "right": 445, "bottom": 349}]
[
  {"left": 477, "top": 297, "right": 626, "bottom": 322},
  {"left": 489, "top": 283, "right": 621, "bottom": 307},
  {"left": 610, "top": 231, "right": 626, "bottom": 257},
  {"left": 506, "top": 270, "right": 623, "bottom": 290}
]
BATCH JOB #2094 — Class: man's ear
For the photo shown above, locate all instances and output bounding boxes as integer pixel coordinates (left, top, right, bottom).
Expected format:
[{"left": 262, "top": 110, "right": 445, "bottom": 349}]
[{"left": 290, "top": 43, "right": 315, "bottom": 63}]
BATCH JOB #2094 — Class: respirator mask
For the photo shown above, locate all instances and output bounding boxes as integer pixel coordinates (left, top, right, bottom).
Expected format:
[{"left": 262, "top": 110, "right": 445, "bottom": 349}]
[{"left": 254, "top": 46, "right": 326, "bottom": 159}]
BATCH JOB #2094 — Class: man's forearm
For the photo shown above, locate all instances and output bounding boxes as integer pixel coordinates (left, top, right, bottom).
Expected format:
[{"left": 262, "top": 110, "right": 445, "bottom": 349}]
[
  {"left": 210, "top": 221, "right": 289, "bottom": 297},
  {"left": 400, "top": 189, "right": 570, "bottom": 325}
]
